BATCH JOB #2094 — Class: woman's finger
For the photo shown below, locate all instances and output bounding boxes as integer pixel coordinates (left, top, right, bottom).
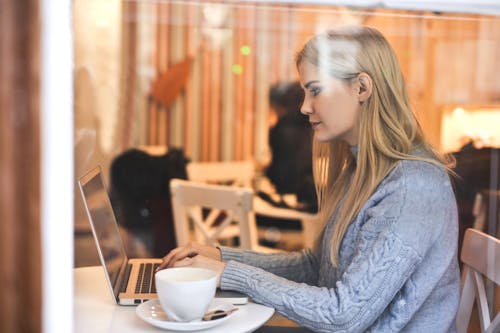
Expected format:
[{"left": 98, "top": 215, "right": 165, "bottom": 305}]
[
  {"left": 156, "top": 248, "right": 181, "bottom": 271},
  {"left": 157, "top": 244, "right": 199, "bottom": 271},
  {"left": 172, "top": 257, "right": 194, "bottom": 268},
  {"left": 169, "top": 244, "right": 200, "bottom": 265}
]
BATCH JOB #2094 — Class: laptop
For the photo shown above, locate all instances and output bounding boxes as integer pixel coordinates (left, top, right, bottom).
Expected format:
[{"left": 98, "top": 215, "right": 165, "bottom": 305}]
[{"left": 78, "top": 165, "right": 248, "bottom": 305}]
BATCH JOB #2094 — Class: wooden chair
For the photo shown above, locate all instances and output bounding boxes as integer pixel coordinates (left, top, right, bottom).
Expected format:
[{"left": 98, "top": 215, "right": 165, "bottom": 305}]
[
  {"left": 186, "top": 160, "right": 320, "bottom": 249},
  {"left": 252, "top": 196, "right": 319, "bottom": 249},
  {"left": 457, "top": 228, "right": 500, "bottom": 333},
  {"left": 473, "top": 190, "right": 500, "bottom": 237},
  {"left": 186, "top": 160, "right": 255, "bottom": 188},
  {"left": 169, "top": 178, "right": 277, "bottom": 252}
]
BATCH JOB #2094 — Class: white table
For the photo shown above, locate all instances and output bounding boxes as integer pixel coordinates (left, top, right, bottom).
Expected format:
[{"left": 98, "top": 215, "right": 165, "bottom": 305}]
[{"left": 74, "top": 266, "right": 275, "bottom": 333}]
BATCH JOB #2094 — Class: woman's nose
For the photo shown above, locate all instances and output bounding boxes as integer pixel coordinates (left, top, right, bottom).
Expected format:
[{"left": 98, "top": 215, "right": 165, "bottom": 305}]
[{"left": 300, "top": 97, "right": 313, "bottom": 115}]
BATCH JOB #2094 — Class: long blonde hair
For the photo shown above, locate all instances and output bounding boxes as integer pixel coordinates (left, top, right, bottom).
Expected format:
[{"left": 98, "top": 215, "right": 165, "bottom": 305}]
[{"left": 296, "top": 26, "right": 453, "bottom": 265}]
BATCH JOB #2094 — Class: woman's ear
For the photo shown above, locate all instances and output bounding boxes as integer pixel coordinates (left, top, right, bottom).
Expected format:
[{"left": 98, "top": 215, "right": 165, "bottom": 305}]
[{"left": 356, "top": 72, "right": 372, "bottom": 103}]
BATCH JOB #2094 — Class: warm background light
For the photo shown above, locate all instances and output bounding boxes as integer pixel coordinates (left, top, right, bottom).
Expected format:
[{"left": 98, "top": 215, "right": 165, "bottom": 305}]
[{"left": 441, "top": 107, "right": 500, "bottom": 152}]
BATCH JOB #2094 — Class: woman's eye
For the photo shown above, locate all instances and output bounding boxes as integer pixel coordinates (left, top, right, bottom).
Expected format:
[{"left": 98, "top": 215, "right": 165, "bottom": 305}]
[{"left": 310, "top": 87, "right": 321, "bottom": 97}]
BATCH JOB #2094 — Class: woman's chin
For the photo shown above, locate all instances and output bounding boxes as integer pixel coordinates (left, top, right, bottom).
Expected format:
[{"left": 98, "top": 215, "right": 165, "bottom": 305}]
[{"left": 315, "top": 133, "right": 333, "bottom": 143}]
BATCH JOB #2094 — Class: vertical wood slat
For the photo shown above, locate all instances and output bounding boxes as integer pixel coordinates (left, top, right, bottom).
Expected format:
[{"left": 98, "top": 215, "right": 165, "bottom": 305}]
[
  {"left": 277, "top": 6, "right": 293, "bottom": 82},
  {"left": 209, "top": 49, "right": 222, "bottom": 161},
  {"left": 120, "top": 1, "right": 138, "bottom": 148},
  {"left": 156, "top": 94, "right": 167, "bottom": 146},
  {"left": 146, "top": 1, "right": 157, "bottom": 145},
  {"left": 148, "top": 1, "right": 161, "bottom": 145},
  {"left": 0, "top": 1, "right": 41, "bottom": 332},
  {"left": 270, "top": 6, "right": 282, "bottom": 82},
  {"left": 234, "top": 5, "right": 245, "bottom": 160},
  {"left": 148, "top": 102, "right": 158, "bottom": 144},
  {"left": 157, "top": 2, "right": 170, "bottom": 146},
  {"left": 201, "top": 42, "right": 212, "bottom": 161},
  {"left": 477, "top": 18, "right": 500, "bottom": 102},
  {"left": 290, "top": 5, "right": 311, "bottom": 79},
  {"left": 169, "top": 3, "right": 186, "bottom": 147},
  {"left": 243, "top": 5, "right": 256, "bottom": 159},
  {"left": 221, "top": 18, "right": 235, "bottom": 161},
  {"left": 254, "top": 6, "right": 271, "bottom": 164},
  {"left": 184, "top": 2, "right": 196, "bottom": 157},
  {"left": 187, "top": 5, "right": 203, "bottom": 161}
]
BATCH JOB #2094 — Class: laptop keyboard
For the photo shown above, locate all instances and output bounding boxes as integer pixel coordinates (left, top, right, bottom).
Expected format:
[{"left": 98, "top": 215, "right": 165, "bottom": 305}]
[
  {"left": 120, "top": 263, "right": 133, "bottom": 293},
  {"left": 135, "top": 263, "right": 160, "bottom": 294}
]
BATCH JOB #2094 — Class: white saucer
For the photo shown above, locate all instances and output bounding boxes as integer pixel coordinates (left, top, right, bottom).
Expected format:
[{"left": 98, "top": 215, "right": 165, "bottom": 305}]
[{"left": 136, "top": 299, "right": 236, "bottom": 331}]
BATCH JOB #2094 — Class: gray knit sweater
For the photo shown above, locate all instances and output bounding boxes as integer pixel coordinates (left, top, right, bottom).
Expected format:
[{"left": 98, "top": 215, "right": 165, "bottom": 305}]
[{"left": 220, "top": 158, "right": 460, "bottom": 332}]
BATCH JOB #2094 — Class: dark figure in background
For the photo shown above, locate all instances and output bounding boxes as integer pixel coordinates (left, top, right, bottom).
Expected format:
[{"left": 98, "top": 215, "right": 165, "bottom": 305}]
[
  {"left": 264, "top": 81, "right": 317, "bottom": 213},
  {"left": 452, "top": 144, "right": 500, "bottom": 255},
  {"left": 109, "top": 147, "right": 189, "bottom": 257}
]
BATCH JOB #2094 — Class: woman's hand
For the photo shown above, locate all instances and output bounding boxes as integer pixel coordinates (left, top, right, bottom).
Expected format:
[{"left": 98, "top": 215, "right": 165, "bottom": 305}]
[{"left": 156, "top": 242, "right": 222, "bottom": 271}]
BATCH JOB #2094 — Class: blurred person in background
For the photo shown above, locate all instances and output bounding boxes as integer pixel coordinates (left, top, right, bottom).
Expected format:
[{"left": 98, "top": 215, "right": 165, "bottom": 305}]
[{"left": 262, "top": 81, "right": 317, "bottom": 213}]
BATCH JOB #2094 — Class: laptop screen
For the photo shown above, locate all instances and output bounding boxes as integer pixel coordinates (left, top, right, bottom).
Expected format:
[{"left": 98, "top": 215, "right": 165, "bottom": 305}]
[{"left": 78, "top": 166, "right": 128, "bottom": 293}]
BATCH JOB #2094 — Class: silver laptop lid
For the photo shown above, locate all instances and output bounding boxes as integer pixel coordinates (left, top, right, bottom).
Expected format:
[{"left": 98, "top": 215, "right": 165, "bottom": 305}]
[{"left": 78, "top": 165, "right": 128, "bottom": 301}]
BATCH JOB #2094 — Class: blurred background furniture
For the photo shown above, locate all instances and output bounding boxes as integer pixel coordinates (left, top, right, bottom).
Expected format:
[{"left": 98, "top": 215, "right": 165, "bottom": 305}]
[
  {"left": 170, "top": 178, "right": 279, "bottom": 252},
  {"left": 453, "top": 147, "right": 500, "bottom": 259},
  {"left": 187, "top": 160, "right": 255, "bottom": 188},
  {"left": 253, "top": 197, "right": 319, "bottom": 249},
  {"left": 473, "top": 190, "right": 500, "bottom": 238},
  {"left": 456, "top": 228, "right": 500, "bottom": 333},
  {"left": 186, "top": 160, "right": 320, "bottom": 250},
  {"left": 109, "top": 147, "right": 189, "bottom": 257}
]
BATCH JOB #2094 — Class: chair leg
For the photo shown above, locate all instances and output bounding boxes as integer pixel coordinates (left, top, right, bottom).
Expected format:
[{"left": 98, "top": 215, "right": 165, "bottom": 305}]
[
  {"left": 457, "top": 269, "right": 475, "bottom": 333},
  {"left": 472, "top": 269, "right": 493, "bottom": 332},
  {"left": 485, "top": 312, "right": 500, "bottom": 333}
]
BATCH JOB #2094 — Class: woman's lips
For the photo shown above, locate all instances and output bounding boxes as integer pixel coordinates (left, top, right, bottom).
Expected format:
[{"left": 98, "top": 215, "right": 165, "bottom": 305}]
[{"left": 310, "top": 121, "right": 321, "bottom": 129}]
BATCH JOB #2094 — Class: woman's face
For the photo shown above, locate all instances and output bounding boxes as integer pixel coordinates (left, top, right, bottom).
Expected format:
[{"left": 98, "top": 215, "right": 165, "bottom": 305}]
[{"left": 298, "top": 60, "right": 362, "bottom": 145}]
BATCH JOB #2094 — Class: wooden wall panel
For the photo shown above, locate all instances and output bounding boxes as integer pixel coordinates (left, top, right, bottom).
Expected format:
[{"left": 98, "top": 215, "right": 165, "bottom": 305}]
[
  {"left": 0, "top": 1, "right": 42, "bottom": 332},
  {"left": 477, "top": 18, "right": 500, "bottom": 102},
  {"left": 221, "top": 23, "right": 236, "bottom": 161},
  {"left": 209, "top": 48, "right": 222, "bottom": 161},
  {"left": 242, "top": 5, "right": 257, "bottom": 160},
  {"left": 234, "top": 5, "right": 246, "bottom": 160},
  {"left": 157, "top": 3, "right": 170, "bottom": 146},
  {"left": 201, "top": 44, "right": 212, "bottom": 160},
  {"left": 120, "top": 1, "right": 138, "bottom": 147},
  {"left": 184, "top": 3, "right": 197, "bottom": 157},
  {"left": 187, "top": 7, "right": 203, "bottom": 160},
  {"left": 136, "top": 1, "right": 500, "bottom": 160},
  {"left": 254, "top": 6, "right": 272, "bottom": 163}
]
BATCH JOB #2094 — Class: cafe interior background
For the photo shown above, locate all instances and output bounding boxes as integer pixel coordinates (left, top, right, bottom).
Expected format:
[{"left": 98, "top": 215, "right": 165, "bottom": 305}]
[{"left": 1, "top": 0, "right": 500, "bottom": 332}]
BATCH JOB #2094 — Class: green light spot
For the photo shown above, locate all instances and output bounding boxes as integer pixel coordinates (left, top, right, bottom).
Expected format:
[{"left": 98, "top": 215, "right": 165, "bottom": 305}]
[
  {"left": 232, "top": 64, "right": 243, "bottom": 75},
  {"left": 241, "top": 45, "right": 251, "bottom": 56}
]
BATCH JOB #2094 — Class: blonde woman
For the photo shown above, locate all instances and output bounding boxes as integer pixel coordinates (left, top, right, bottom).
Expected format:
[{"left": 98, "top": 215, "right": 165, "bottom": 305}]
[{"left": 158, "top": 26, "right": 460, "bottom": 332}]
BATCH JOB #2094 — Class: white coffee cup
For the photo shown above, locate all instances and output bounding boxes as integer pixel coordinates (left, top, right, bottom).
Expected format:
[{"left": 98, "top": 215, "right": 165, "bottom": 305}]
[{"left": 155, "top": 267, "right": 217, "bottom": 322}]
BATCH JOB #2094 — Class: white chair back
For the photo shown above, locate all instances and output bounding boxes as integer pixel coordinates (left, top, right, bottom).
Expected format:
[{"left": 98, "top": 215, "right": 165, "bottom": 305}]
[
  {"left": 169, "top": 178, "right": 260, "bottom": 250},
  {"left": 186, "top": 160, "right": 255, "bottom": 188},
  {"left": 253, "top": 196, "right": 320, "bottom": 249},
  {"left": 473, "top": 190, "right": 500, "bottom": 237},
  {"left": 457, "top": 228, "right": 500, "bottom": 333},
  {"left": 186, "top": 160, "right": 320, "bottom": 249}
]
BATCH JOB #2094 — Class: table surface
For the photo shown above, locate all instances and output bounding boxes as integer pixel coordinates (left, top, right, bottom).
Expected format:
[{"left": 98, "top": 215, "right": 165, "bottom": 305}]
[{"left": 74, "top": 266, "right": 313, "bottom": 333}]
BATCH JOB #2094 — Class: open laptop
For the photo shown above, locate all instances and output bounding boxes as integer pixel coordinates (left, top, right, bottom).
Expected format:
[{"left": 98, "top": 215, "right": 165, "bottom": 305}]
[{"left": 78, "top": 165, "right": 248, "bottom": 306}]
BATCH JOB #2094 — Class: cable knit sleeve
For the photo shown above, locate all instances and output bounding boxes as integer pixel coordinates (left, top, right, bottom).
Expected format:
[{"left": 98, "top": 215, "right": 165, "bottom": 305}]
[
  {"left": 220, "top": 161, "right": 458, "bottom": 332},
  {"left": 219, "top": 246, "right": 320, "bottom": 284}
]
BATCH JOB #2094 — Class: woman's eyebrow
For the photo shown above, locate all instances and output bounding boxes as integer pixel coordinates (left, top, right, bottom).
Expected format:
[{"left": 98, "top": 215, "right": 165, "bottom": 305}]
[{"left": 304, "top": 80, "right": 320, "bottom": 89}]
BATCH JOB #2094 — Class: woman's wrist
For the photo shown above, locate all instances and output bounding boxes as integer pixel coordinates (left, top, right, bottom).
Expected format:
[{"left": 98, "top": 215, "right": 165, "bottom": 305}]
[{"left": 215, "top": 246, "right": 223, "bottom": 261}]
